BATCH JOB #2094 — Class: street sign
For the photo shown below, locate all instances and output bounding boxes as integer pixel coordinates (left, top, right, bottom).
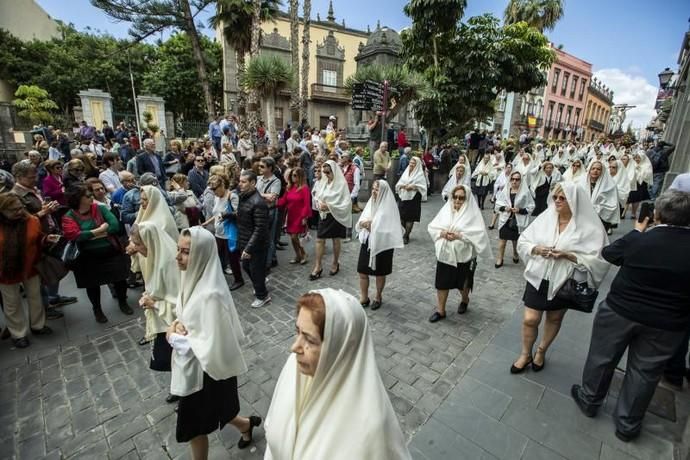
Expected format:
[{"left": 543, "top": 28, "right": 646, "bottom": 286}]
[{"left": 351, "top": 80, "right": 384, "bottom": 111}]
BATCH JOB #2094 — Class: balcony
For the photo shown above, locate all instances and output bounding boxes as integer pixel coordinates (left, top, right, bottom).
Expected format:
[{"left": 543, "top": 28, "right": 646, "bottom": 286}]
[
  {"left": 588, "top": 119, "right": 605, "bottom": 131},
  {"left": 518, "top": 115, "right": 543, "bottom": 128},
  {"left": 310, "top": 83, "right": 350, "bottom": 103}
]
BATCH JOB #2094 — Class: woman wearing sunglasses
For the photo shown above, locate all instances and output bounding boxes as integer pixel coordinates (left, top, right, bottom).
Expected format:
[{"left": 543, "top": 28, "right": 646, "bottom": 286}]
[{"left": 494, "top": 171, "right": 534, "bottom": 268}]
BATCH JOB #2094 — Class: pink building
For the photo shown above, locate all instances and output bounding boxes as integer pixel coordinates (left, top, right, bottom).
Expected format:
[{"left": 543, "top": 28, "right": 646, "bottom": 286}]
[{"left": 541, "top": 46, "right": 592, "bottom": 141}]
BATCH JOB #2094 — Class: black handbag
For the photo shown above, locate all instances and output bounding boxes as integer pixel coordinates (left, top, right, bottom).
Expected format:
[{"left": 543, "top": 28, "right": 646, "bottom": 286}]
[
  {"left": 61, "top": 241, "right": 80, "bottom": 268},
  {"left": 507, "top": 213, "right": 519, "bottom": 232},
  {"left": 36, "top": 255, "right": 69, "bottom": 285},
  {"left": 555, "top": 278, "right": 599, "bottom": 313}
]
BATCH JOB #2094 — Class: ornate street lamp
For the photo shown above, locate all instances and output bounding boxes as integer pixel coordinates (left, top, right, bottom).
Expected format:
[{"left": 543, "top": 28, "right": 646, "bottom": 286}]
[{"left": 658, "top": 68, "right": 674, "bottom": 89}]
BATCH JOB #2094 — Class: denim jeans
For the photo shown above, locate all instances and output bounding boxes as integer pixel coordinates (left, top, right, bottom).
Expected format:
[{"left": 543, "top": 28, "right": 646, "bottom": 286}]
[
  {"left": 265, "top": 208, "right": 278, "bottom": 269},
  {"left": 650, "top": 172, "right": 665, "bottom": 201},
  {"left": 242, "top": 247, "right": 268, "bottom": 300}
]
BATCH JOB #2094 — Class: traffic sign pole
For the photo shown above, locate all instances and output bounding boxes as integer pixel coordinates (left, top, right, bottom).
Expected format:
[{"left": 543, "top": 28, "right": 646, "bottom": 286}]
[{"left": 380, "top": 80, "right": 389, "bottom": 143}]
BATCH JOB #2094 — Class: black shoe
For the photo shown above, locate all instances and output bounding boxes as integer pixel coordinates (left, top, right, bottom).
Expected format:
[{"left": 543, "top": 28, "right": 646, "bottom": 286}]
[
  {"left": 403, "top": 236, "right": 410, "bottom": 245},
  {"left": 276, "top": 245, "right": 286, "bottom": 251},
  {"left": 614, "top": 429, "right": 638, "bottom": 443},
  {"left": 428, "top": 311, "right": 446, "bottom": 323},
  {"left": 118, "top": 302, "right": 134, "bottom": 315},
  {"left": 457, "top": 302, "right": 468, "bottom": 314},
  {"left": 229, "top": 281, "right": 245, "bottom": 291},
  {"left": 532, "top": 348, "right": 546, "bottom": 372},
  {"left": 0, "top": 328, "right": 9, "bottom": 340},
  {"left": 309, "top": 269, "right": 323, "bottom": 281},
  {"left": 49, "top": 296, "right": 77, "bottom": 307},
  {"left": 237, "top": 415, "right": 262, "bottom": 449},
  {"left": 277, "top": 241, "right": 288, "bottom": 247},
  {"left": 93, "top": 308, "right": 108, "bottom": 324},
  {"left": 494, "top": 261, "right": 504, "bottom": 269},
  {"left": 271, "top": 258, "right": 278, "bottom": 267},
  {"left": 329, "top": 263, "right": 340, "bottom": 276},
  {"left": 31, "top": 326, "right": 53, "bottom": 335},
  {"left": 165, "top": 394, "right": 180, "bottom": 404},
  {"left": 513, "top": 256, "right": 520, "bottom": 264},
  {"left": 46, "top": 308, "right": 64, "bottom": 320},
  {"left": 371, "top": 300, "right": 382, "bottom": 311},
  {"left": 12, "top": 337, "right": 29, "bottom": 349},
  {"left": 570, "top": 385, "right": 597, "bottom": 417},
  {"left": 488, "top": 225, "right": 495, "bottom": 230},
  {"left": 510, "top": 356, "right": 533, "bottom": 374},
  {"left": 138, "top": 336, "right": 152, "bottom": 346},
  {"left": 360, "top": 299, "right": 371, "bottom": 308}
]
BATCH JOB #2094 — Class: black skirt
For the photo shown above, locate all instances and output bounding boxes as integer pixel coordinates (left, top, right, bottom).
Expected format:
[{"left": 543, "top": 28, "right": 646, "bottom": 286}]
[
  {"left": 72, "top": 245, "right": 130, "bottom": 289},
  {"left": 522, "top": 280, "right": 570, "bottom": 311},
  {"left": 357, "top": 241, "right": 394, "bottom": 276},
  {"left": 149, "top": 332, "right": 172, "bottom": 372},
  {"left": 532, "top": 182, "right": 550, "bottom": 216},
  {"left": 498, "top": 219, "right": 520, "bottom": 241},
  {"left": 399, "top": 192, "right": 422, "bottom": 222},
  {"left": 627, "top": 182, "right": 650, "bottom": 204},
  {"left": 317, "top": 213, "right": 347, "bottom": 239},
  {"left": 176, "top": 374, "right": 240, "bottom": 443},
  {"left": 435, "top": 259, "right": 476, "bottom": 291}
]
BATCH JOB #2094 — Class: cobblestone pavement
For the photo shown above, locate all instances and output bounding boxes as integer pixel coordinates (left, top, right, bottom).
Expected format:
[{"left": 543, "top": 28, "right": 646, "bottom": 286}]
[{"left": 1, "top": 194, "right": 532, "bottom": 459}]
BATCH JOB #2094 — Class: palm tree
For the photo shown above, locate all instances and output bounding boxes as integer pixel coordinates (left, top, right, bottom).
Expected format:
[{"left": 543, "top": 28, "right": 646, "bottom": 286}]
[
  {"left": 289, "top": 0, "right": 300, "bottom": 122},
  {"left": 300, "top": 0, "right": 311, "bottom": 123},
  {"left": 210, "top": 0, "right": 281, "bottom": 121},
  {"left": 243, "top": 55, "right": 293, "bottom": 146},
  {"left": 503, "top": 0, "right": 564, "bottom": 32}
]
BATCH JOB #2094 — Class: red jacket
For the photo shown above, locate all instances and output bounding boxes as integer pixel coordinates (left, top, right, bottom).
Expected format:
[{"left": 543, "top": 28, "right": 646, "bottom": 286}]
[{"left": 397, "top": 131, "right": 408, "bottom": 149}]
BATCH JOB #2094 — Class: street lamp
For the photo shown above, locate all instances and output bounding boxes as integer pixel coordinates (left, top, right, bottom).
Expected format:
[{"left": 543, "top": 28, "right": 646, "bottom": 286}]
[{"left": 658, "top": 68, "right": 674, "bottom": 89}]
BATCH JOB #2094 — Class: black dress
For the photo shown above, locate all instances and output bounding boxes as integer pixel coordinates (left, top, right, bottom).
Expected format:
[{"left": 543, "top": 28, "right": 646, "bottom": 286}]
[
  {"left": 627, "top": 182, "right": 650, "bottom": 204},
  {"left": 176, "top": 374, "right": 240, "bottom": 443},
  {"left": 399, "top": 191, "right": 422, "bottom": 222},
  {"left": 435, "top": 258, "right": 476, "bottom": 291},
  {"left": 149, "top": 333, "right": 173, "bottom": 372},
  {"left": 357, "top": 240, "right": 394, "bottom": 276},
  {"left": 532, "top": 178, "right": 552, "bottom": 216},
  {"left": 522, "top": 280, "right": 570, "bottom": 311},
  {"left": 498, "top": 193, "right": 520, "bottom": 241},
  {"left": 317, "top": 213, "right": 346, "bottom": 239}
]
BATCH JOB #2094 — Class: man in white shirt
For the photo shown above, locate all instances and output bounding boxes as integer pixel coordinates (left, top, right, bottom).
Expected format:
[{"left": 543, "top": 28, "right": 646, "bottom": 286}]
[
  {"left": 99, "top": 152, "right": 123, "bottom": 194},
  {"left": 340, "top": 152, "right": 361, "bottom": 212}
]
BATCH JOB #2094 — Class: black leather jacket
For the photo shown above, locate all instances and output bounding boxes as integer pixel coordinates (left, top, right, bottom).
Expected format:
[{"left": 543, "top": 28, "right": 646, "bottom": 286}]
[{"left": 237, "top": 188, "right": 269, "bottom": 254}]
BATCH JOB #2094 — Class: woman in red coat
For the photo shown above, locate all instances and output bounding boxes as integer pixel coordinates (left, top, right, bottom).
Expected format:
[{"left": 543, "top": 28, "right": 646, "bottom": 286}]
[{"left": 277, "top": 167, "right": 312, "bottom": 264}]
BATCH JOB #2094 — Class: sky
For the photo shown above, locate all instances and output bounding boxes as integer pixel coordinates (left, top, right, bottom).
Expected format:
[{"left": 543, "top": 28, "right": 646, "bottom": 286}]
[{"left": 36, "top": 0, "right": 690, "bottom": 128}]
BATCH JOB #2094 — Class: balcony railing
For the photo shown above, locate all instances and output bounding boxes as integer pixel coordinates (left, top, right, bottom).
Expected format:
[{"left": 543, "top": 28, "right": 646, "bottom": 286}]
[
  {"left": 310, "top": 83, "right": 350, "bottom": 103},
  {"left": 588, "top": 119, "right": 605, "bottom": 131}
]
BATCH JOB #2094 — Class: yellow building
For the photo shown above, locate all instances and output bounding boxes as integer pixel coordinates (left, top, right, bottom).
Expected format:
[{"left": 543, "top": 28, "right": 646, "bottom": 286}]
[
  {"left": 219, "top": 4, "right": 373, "bottom": 130},
  {"left": 582, "top": 78, "right": 614, "bottom": 142}
]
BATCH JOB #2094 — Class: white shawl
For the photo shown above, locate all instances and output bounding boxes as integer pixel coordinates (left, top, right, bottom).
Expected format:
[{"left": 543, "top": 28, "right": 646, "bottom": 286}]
[
  {"left": 396, "top": 157, "right": 428, "bottom": 201},
  {"left": 471, "top": 157, "right": 495, "bottom": 187},
  {"left": 552, "top": 150, "right": 570, "bottom": 169},
  {"left": 610, "top": 161, "right": 631, "bottom": 208},
  {"left": 493, "top": 169, "right": 511, "bottom": 197},
  {"left": 428, "top": 184, "right": 492, "bottom": 266},
  {"left": 356, "top": 181, "right": 404, "bottom": 270},
  {"left": 517, "top": 182, "right": 610, "bottom": 300},
  {"left": 578, "top": 161, "right": 621, "bottom": 226},
  {"left": 135, "top": 185, "right": 179, "bottom": 241},
  {"left": 530, "top": 163, "right": 562, "bottom": 195},
  {"left": 448, "top": 155, "right": 472, "bottom": 178},
  {"left": 514, "top": 157, "right": 539, "bottom": 188},
  {"left": 316, "top": 160, "right": 352, "bottom": 228},
  {"left": 632, "top": 153, "right": 653, "bottom": 185},
  {"left": 562, "top": 163, "right": 584, "bottom": 183},
  {"left": 441, "top": 166, "right": 471, "bottom": 200},
  {"left": 491, "top": 152, "right": 506, "bottom": 172},
  {"left": 494, "top": 173, "right": 535, "bottom": 231},
  {"left": 264, "top": 288, "right": 411, "bottom": 460},
  {"left": 170, "top": 227, "right": 247, "bottom": 397},
  {"left": 138, "top": 222, "right": 178, "bottom": 340},
  {"left": 620, "top": 156, "right": 637, "bottom": 192}
]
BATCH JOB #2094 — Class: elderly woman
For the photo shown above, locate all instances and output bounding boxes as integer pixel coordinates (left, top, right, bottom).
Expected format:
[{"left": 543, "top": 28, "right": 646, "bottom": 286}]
[
  {"left": 531, "top": 161, "right": 561, "bottom": 217},
  {"left": 625, "top": 152, "right": 653, "bottom": 220},
  {"left": 488, "top": 163, "right": 513, "bottom": 230},
  {"left": 86, "top": 178, "right": 111, "bottom": 208},
  {"left": 395, "top": 156, "right": 427, "bottom": 244},
  {"left": 428, "top": 184, "right": 492, "bottom": 322},
  {"left": 562, "top": 159, "right": 584, "bottom": 183},
  {"left": 494, "top": 171, "right": 534, "bottom": 268},
  {"left": 62, "top": 184, "right": 133, "bottom": 323},
  {"left": 310, "top": 160, "right": 352, "bottom": 280},
  {"left": 471, "top": 152, "right": 495, "bottom": 209},
  {"left": 238, "top": 131, "right": 254, "bottom": 160},
  {"left": 355, "top": 180, "right": 404, "bottom": 310},
  {"left": 63, "top": 159, "right": 86, "bottom": 190},
  {"left": 0, "top": 194, "right": 60, "bottom": 348},
  {"left": 608, "top": 161, "right": 631, "bottom": 219},
  {"left": 579, "top": 160, "right": 620, "bottom": 235},
  {"left": 42, "top": 160, "right": 66, "bottom": 205},
  {"left": 169, "top": 173, "right": 201, "bottom": 230},
  {"left": 264, "top": 288, "right": 411, "bottom": 460},
  {"left": 514, "top": 151, "right": 539, "bottom": 189},
  {"left": 277, "top": 167, "right": 312, "bottom": 265},
  {"left": 511, "top": 182, "right": 609, "bottom": 373},
  {"left": 164, "top": 140, "right": 185, "bottom": 177},
  {"left": 441, "top": 164, "right": 471, "bottom": 201},
  {"left": 167, "top": 227, "right": 260, "bottom": 456}
]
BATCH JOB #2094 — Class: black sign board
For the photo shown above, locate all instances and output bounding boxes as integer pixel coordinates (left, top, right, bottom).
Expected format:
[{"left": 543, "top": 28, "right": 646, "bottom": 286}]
[{"left": 351, "top": 80, "right": 385, "bottom": 111}]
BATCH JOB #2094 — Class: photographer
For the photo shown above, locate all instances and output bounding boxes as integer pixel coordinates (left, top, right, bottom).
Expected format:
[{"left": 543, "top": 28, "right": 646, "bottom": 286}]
[
  {"left": 646, "top": 140, "right": 675, "bottom": 200},
  {"left": 571, "top": 189, "right": 690, "bottom": 442}
]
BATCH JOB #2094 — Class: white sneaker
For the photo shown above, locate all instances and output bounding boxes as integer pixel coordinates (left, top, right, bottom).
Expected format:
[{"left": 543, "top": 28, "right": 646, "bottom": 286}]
[{"left": 250, "top": 296, "right": 271, "bottom": 309}]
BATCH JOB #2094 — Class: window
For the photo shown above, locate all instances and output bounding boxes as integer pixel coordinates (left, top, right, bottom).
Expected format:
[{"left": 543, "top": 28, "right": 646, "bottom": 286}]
[
  {"left": 579, "top": 79, "right": 586, "bottom": 101},
  {"left": 565, "top": 106, "right": 572, "bottom": 126},
  {"left": 571, "top": 76, "right": 578, "bottom": 99},
  {"left": 322, "top": 69, "right": 337, "bottom": 91},
  {"left": 551, "top": 69, "right": 561, "bottom": 93},
  {"left": 556, "top": 103, "right": 564, "bottom": 125},
  {"left": 561, "top": 72, "right": 570, "bottom": 96},
  {"left": 547, "top": 101, "right": 555, "bottom": 125},
  {"left": 575, "top": 108, "right": 581, "bottom": 128}
]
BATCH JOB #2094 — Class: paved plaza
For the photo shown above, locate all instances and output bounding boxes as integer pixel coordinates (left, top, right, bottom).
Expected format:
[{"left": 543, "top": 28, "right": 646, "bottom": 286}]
[{"left": 0, "top": 195, "right": 687, "bottom": 460}]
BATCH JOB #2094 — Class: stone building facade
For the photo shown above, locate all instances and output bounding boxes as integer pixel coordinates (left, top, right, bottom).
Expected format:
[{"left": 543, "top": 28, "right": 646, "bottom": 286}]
[{"left": 582, "top": 78, "right": 614, "bottom": 142}]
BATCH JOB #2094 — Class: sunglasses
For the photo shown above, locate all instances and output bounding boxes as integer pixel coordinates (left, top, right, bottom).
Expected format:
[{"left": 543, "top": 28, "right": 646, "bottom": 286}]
[
  {"left": 510, "top": 178, "right": 521, "bottom": 181},
  {"left": 452, "top": 195, "right": 466, "bottom": 201},
  {"left": 552, "top": 195, "right": 567, "bottom": 202},
  {"left": 195, "top": 159, "right": 205, "bottom": 163},
  {"left": 258, "top": 165, "right": 266, "bottom": 169}
]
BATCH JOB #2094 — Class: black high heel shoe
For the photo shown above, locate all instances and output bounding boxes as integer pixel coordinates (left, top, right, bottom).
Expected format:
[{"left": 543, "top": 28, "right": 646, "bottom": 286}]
[
  {"left": 309, "top": 269, "right": 323, "bottom": 281},
  {"left": 532, "top": 347, "right": 546, "bottom": 372},
  {"left": 510, "top": 356, "right": 533, "bottom": 374},
  {"left": 512, "top": 256, "right": 520, "bottom": 264},
  {"left": 329, "top": 263, "right": 340, "bottom": 276},
  {"left": 237, "top": 415, "right": 262, "bottom": 449},
  {"left": 494, "top": 261, "right": 504, "bottom": 269}
]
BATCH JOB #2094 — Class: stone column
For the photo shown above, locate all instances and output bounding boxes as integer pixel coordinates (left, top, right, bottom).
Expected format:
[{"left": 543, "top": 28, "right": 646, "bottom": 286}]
[{"left": 77, "top": 89, "right": 113, "bottom": 127}]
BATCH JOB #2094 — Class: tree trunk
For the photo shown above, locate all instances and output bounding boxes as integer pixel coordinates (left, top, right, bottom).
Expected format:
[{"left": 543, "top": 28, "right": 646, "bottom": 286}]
[
  {"left": 300, "top": 0, "right": 311, "bottom": 124},
  {"left": 247, "top": 0, "right": 263, "bottom": 132},
  {"left": 236, "top": 53, "right": 248, "bottom": 129},
  {"left": 180, "top": 0, "right": 215, "bottom": 122},
  {"left": 289, "top": 0, "right": 300, "bottom": 123},
  {"left": 265, "top": 94, "right": 277, "bottom": 147}
]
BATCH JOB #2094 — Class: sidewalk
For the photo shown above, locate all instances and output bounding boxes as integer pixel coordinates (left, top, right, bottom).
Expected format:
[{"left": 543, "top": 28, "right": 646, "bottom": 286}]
[{"left": 408, "top": 223, "right": 690, "bottom": 460}]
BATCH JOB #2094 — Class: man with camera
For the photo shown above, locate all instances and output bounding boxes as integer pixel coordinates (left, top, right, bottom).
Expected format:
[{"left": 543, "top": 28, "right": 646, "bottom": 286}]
[{"left": 571, "top": 189, "right": 690, "bottom": 442}]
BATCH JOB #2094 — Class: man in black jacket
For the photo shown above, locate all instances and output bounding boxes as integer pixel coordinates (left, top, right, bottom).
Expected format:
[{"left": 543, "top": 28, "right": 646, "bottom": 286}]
[
  {"left": 136, "top": 138, "right": 166, "bottom": 186},
  {"left": 571, "top": 189, "right": 690, "bottom": 442},
  {"left": 646, "top": 140, "right": 675, "bottom": 200},
  {"left": 237, "top": 170, "right": 271, "bottom": 308}
]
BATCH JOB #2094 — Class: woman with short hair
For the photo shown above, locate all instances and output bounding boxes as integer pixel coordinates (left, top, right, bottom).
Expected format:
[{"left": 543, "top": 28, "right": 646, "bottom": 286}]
[
  {"left": 494, "top": 171, "right": 534, "bottom": 268},
  {"left": 428, "top": 184, "right": 492, "bottom": 322},
  {"left": 531, "top": 161, "right": 561, "bottom": 217},
  {"left": 277, "top": 167, "right": 312, "bottom": 265},
  {"left": 169, "top": 173, "right": 201, "bottom": 229},
  {"left": 63, "top": 159, "right": 86, "bottom": 190},
  {"left": 42, "top": 160, "right": 66, "bottom": 205},
  {"left": 395, "top": 156, "right": 427, "bottom": 244},
  {"left": 264, "top": 288, "right": 411, "bottom": 460},
  {"left": 511, "top": 182, "right": 609, "bottom": 373}
]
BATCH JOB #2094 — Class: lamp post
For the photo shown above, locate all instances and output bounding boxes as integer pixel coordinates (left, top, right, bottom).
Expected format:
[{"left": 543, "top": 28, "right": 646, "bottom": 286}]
[{"left": 658, "top": 68, "right": 674, "bottom": 89}]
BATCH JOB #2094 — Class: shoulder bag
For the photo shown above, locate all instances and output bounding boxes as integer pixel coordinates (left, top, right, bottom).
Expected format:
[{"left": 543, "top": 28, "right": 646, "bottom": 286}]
[{"left": 555, "top": 278, "right": 599, "bottom": 313}]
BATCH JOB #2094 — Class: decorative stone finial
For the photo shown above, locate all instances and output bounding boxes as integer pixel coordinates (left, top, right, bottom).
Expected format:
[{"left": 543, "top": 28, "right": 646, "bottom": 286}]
[
  {"left": 317, "top": 13, "right": 321, "bottom": 21},
  {"left": 377, "top": 19, "right": 381, "bottom": 30},
  {"left": 367, "top": 25, "right": 371, "bottom": 33},
  {"left": 327, "top": 0, "right": 335, "bottom": 22}
]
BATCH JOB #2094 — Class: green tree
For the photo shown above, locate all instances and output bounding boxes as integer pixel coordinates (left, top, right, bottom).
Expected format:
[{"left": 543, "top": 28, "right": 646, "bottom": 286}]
[
  {"left": 12, "top": 85, "right": 59, "bottom": 125},
  {"left": 90, "top": 0, "right": 217, "bottom": 120},
  {"left": 141, "top": 33, "right": 223, "bottom": 121},
  {"left": 289, "top": 0, "right": 300, "bottom": 121},
  {"left": 504, "top": 0, "right": 565, "bottom": 32},
  {"left": 300, "top": 0, "right": 311, "bottom": 122},
  {"left": 242, "top": 55, "right": 292, "bottom": 145}
]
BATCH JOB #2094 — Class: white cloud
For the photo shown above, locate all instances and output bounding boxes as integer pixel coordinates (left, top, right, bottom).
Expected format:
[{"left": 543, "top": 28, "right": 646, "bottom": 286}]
[{"left": 593, "top": 68, "right": 658, "bottom": 130}]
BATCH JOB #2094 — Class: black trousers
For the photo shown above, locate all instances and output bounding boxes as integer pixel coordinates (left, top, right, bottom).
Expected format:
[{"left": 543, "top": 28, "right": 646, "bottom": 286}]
[
  {"left": 578, "top": 301, "right": 686, "bottom": 435},
  {"left": 241, "top": 247, "right": 268, "bottom": 300},
  {"left": 664, "top": 327, "right": 690, "bottom": 381}
]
